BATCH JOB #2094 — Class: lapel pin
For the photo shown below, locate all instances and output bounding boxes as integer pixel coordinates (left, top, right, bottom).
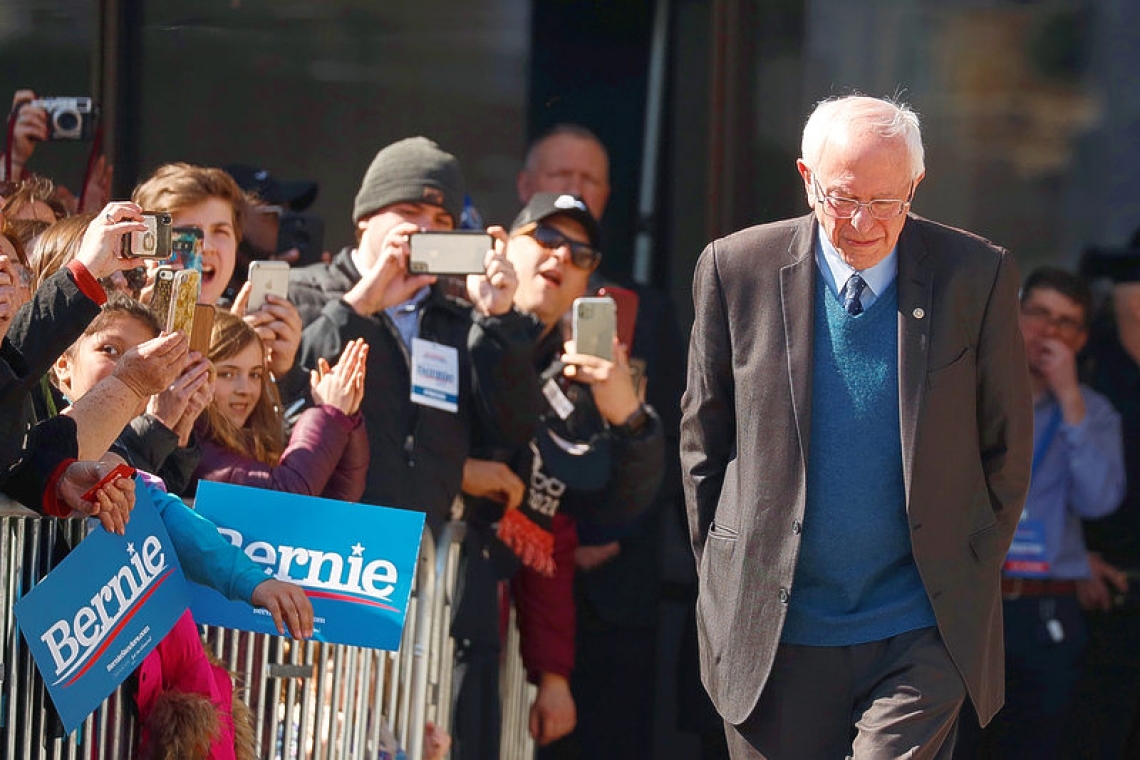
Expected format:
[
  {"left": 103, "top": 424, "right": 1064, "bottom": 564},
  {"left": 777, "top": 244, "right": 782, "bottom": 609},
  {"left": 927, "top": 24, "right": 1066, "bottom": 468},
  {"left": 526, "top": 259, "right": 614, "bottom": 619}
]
[{"left": 912, "top": 308, "right": 925, "bottom": 319}]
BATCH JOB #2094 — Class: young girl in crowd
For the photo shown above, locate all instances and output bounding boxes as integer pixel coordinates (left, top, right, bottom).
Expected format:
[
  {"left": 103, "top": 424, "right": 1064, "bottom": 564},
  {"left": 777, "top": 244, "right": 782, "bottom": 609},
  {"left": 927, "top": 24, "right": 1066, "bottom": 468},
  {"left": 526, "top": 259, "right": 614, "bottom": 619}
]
[
  {"left": 190, "top": 309, "right": 368, "bottom": 501},
  {"left": 52, "top": 294, "right": 312, "bottom": 760}
]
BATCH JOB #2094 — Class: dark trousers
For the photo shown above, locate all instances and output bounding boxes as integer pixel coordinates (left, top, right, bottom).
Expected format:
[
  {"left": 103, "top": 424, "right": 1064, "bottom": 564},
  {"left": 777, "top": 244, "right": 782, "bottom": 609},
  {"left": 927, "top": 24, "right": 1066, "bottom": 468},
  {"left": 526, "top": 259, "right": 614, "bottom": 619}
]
[
  {"left": 450, "top": 526, "right": 509, "bottom": 760},
  {"left": 725, "top": 627, "right": 965, "bottom": 760},
  {"left": 1064, "top": 607, "right": 1140, "bottom": 759},
  {"left": 956, "top": 595, "right": 1086, "bottom": 759},
  {"left": 537, "top": 624, "right": 657, "bottom": 760}
]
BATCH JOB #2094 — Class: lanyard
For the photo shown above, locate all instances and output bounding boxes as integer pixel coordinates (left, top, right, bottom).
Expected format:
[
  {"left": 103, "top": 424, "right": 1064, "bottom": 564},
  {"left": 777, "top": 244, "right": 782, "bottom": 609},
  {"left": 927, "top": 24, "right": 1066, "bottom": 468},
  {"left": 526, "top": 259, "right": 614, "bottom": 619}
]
[{"left": 1031, "top": 406, "right": 1063, "bottom": 478}]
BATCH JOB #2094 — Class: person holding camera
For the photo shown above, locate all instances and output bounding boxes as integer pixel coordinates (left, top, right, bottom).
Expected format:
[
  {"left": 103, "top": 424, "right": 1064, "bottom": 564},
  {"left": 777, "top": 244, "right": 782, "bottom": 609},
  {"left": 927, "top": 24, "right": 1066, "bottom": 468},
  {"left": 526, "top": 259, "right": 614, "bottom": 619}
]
[
  {"left": 452, "top": 193, "right": 665, "bottom": 759},
  {"left": 129, "top": 163, "right": 314, "bottom": 493},
  {"left": 1, "top": 201, "right": 181, "bottom": 529},
  {"left": 2, "top": 89, "right": 112, "bottom": 213},
  {"left": 288, "top": 136, "right": 539, "bottom": 530}
]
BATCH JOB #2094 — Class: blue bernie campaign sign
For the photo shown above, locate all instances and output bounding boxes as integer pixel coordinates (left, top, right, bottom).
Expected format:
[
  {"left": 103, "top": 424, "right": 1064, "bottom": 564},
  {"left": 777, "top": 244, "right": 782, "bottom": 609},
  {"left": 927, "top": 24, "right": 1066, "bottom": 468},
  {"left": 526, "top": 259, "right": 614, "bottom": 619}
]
[
  {"left": 190, "top": 481, "right": 425, "bottom": 651},
  {"left": 14, "top": 485, "right": 192, "bottom": 733}
]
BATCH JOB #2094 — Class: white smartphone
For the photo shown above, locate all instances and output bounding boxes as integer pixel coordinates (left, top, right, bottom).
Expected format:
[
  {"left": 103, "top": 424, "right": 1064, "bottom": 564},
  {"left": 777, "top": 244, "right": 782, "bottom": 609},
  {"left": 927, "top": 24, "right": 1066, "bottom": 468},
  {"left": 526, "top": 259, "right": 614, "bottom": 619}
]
[
  {"left": 572, "top": 296, "right": 616, "bottom": 361},
  {"left": 408, "top": 231, "right": 491, "bottom": 275},
  {"left": 247, "top": 260, "right": 290, "bottom": 311}
]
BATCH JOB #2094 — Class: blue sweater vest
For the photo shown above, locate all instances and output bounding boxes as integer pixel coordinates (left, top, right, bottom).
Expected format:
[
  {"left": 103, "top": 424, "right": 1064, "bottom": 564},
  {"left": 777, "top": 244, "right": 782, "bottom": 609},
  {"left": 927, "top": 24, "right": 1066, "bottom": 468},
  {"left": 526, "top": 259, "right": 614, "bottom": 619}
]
[{"left": 780, "top": 276, "right": 936, "bottom": 646}]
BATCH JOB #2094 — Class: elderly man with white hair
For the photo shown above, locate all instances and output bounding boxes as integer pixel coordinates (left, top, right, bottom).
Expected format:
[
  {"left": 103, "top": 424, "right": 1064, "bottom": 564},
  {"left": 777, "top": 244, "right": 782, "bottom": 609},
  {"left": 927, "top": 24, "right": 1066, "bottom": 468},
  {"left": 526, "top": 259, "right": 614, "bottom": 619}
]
[{"left": 681, "top": 95, "right": 1034, "bottom": 758}]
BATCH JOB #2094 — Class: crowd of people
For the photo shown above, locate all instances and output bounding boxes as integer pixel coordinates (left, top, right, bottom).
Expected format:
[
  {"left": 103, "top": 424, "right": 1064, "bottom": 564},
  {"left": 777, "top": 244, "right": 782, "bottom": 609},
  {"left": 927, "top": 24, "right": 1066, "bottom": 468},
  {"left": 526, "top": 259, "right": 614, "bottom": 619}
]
[
  {"left": 7, "top": 84, "right": 1140, "bottom": 760},
  {"left": 2, "top": 89, "right": 671, "bottom": 759}
]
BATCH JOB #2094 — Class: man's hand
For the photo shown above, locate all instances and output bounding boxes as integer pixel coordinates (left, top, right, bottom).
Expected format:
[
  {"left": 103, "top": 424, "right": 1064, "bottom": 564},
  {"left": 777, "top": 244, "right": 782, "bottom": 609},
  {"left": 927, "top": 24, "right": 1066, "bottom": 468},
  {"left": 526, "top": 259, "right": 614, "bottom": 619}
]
[
  {"left": 251, "top": 579, "right": 314, "bottom": 639},
  {"left": 461, "top": 458, "right": 525, "bottom": 510},
  {"left": 1032, "top": 337, "right": 1086, "bottom": 424},
  {"left": 113, "top": 331, "right": 189, "bottom": 398},
  {"left": 1077, "top": 552, "right": 1130, "bottom": 612},
  {"left": 562, "top": 339, "right": 642, "bottom": 425},
  {"left": 57, "top": 460, "right": 136, "bottom": 535},
  {"left": 466, "top": 226, "right": 517, "bottom": 317},
  {"left": 575, "top": 541, "right": 621, "bottom": 571},
  {"left": 529, "top": 672, "right": 576, "bottom": 746},
  {"left": 231, "top": 284, "right": 303, "bottom": 378},
  {"left": 343, "top": 222, "right": 435, "bottom": 316}
]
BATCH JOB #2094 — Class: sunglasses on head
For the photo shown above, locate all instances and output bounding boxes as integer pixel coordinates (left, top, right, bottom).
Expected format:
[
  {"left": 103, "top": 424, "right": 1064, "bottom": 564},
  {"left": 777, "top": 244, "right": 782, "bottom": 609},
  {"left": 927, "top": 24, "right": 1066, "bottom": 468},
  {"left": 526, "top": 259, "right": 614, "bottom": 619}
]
[{"left": 525, "top": 224, "right": 601, "bottom": 270}]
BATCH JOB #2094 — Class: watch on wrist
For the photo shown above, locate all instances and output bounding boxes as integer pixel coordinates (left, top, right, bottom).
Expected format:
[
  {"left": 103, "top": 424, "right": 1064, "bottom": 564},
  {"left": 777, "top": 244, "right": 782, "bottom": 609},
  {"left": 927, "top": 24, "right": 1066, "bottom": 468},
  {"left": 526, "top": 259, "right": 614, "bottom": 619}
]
[{"left": 612, "top": 405, "right": 650, "bottom": 437}]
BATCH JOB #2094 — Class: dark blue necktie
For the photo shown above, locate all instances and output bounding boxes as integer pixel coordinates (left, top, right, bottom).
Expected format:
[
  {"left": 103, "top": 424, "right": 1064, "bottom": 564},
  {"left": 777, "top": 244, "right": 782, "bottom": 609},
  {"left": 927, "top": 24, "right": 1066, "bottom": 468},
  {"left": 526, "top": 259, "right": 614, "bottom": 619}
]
[{"left": 843, "top": 273, "right": 866, "bottom": 316}]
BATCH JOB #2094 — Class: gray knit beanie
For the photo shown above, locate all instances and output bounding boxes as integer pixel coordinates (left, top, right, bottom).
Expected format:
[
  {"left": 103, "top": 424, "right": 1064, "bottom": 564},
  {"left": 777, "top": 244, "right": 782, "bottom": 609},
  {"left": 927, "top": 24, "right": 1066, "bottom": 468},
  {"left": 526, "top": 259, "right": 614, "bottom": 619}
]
[{"left": 352, "top": 137, "right": 465, "bottom": 224}]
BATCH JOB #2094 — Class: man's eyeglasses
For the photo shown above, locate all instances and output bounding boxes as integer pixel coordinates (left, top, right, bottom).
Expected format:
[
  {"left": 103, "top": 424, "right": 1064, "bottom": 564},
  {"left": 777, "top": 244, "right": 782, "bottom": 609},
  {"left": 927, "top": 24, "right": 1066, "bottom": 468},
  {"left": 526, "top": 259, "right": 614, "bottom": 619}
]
[
  {"left": 1020, "top": 305, "right": 1085, "bottom": 337},
  {"left": 524, "top": 224, "right": 602, "bottom": 270},
  {"left": 812, "top": 175, "right": 914, "bottom": 221}
]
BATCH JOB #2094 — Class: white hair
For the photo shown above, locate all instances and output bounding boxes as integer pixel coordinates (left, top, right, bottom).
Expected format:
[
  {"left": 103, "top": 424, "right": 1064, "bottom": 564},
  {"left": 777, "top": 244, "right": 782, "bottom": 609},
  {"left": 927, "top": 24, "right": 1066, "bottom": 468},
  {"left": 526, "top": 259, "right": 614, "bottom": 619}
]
[{"left": 800, "top": 95, "right": 925, "bottom": 180}]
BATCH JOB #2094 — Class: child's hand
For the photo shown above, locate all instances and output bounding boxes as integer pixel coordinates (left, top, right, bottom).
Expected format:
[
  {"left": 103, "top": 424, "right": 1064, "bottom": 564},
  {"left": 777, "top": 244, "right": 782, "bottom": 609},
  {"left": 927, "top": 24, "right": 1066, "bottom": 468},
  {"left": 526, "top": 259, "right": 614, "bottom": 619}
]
[
  {"left": 251, "top": 579, "right": 313, "bottom": 639},
  {"left": 310, "top": 338, "right": 368, "bottom": 416},
  {"left": 422, "top": 721, "right": 452, "bottom": 760}
]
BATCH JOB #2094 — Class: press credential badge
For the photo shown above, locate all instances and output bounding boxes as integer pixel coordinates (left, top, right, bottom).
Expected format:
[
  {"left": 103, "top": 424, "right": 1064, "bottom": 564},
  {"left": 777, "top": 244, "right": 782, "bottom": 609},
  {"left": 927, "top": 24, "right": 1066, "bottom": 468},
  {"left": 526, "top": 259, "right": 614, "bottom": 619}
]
[{"left": 410, "top": 337, "right": 459, "bottom": 413}]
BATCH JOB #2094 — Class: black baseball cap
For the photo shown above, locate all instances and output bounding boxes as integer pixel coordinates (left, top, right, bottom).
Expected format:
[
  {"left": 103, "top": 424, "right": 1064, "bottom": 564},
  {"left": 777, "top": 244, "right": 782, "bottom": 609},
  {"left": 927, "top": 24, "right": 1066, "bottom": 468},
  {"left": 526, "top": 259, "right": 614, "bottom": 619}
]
[
  {"left": 510, "top": 192, "right": 601, "bottom": 250},
  {"left": 224, "top": 164, "right": 318, "bottom": 212},
  {"left": 1080, "top": 225, "right": 1140, "bottom": 284}
]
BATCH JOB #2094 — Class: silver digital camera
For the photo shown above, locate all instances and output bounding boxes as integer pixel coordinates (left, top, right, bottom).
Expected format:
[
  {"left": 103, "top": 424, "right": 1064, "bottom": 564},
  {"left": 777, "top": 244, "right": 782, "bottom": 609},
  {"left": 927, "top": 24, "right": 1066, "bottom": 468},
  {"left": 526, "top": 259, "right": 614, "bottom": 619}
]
[{"left": 27, "top": 97, "right": 97, "bottom": 140}]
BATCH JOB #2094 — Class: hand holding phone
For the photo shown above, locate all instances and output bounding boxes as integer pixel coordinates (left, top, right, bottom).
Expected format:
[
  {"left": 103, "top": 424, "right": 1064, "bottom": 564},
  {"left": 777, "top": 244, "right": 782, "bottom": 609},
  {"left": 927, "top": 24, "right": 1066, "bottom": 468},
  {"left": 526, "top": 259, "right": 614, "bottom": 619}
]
[
  {"left": 121, "top": 211, "right": 173, "bottom": 259},
  {"left": 409, "top": 231, "right": 491, "bottom": 275},
  {"left": 572, "top": 296, "right": 617, "bottom": 361},
  {"left": 167, "top": 269, "right": 201, "bottom": 333},
  {"left": 247, "top": 260, "right": 291, "bottom": 311}
]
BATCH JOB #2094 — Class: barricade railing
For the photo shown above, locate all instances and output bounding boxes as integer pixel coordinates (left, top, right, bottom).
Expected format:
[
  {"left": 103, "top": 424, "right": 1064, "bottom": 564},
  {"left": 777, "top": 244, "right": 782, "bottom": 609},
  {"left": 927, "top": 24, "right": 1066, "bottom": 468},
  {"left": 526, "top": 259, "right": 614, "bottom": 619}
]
[
  {"left": 499, "top": 604, "right": 537, "bottom": 760},
  {"left": 1, "top": 501, "right": 538, "bottom": 760},
  {"left": 0, "top": 501, "right": 140, "bottom": 759},
  {"left": 200, "top": 523, "right": 438, "bottom": 760}
]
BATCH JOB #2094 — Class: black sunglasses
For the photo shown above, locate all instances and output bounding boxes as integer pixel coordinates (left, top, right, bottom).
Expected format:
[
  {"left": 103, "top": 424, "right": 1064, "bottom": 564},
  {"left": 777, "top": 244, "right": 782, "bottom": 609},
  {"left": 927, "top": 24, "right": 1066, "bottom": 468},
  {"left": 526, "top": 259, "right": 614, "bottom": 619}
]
[{"left": 526, "top": 224, "right": 601, "bottom": 270}]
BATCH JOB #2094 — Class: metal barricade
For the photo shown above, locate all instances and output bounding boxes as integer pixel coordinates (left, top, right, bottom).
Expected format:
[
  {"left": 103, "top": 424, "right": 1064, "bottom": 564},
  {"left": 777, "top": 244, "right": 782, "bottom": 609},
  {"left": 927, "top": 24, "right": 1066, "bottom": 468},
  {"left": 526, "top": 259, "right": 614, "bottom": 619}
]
[
  {"left": 0, "top": 502, "right": 139, "bottom": 760},
  {"left": 499, "top": 604, "right": 537, "bottom": 760},
  {"left": 200, "top": 524, "right": 437, "bottom": 760},
  {"left": 425, "top": 520, "right": 466, "bottom": 739},
  {"left": 0, "top": 502, "right": 451, "bottom": 759}
]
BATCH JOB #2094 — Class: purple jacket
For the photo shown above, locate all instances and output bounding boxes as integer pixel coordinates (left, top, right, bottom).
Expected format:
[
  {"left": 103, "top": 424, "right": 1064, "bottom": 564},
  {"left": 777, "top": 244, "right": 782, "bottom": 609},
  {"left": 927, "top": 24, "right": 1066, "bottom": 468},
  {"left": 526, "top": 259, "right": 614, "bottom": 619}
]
[{"left": 193, "top": 405, "right": 368, "bottom": 501}]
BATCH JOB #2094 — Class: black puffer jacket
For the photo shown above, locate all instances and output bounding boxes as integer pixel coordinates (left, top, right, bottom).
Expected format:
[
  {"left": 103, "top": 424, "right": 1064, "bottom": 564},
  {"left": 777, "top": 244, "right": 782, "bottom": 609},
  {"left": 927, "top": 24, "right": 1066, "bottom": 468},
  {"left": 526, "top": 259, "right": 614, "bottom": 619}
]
[
  {"left": 2, "top": 267, "right": 101, "bottom": 508},
  {"left": 289, "top": 248, "right": 541, "bottom": 531}
]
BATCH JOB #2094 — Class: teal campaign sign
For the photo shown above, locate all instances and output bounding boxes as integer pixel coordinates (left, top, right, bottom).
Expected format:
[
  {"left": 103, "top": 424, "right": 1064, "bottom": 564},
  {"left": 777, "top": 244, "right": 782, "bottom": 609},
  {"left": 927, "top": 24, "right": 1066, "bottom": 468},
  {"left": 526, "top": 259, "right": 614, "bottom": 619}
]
[
  {"left": 190, "top": 482, "right": 425, "bottom": 651},
  {"left": 14, "top": 485, "right": 192, "bottom": 733}
]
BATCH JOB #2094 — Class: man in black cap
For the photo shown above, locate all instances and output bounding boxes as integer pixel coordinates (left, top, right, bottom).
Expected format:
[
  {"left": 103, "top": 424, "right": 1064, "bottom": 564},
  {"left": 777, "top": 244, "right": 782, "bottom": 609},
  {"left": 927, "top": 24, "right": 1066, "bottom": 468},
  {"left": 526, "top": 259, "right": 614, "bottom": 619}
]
[
  {"left": 224, "top": 163, "right": 324, "bottom": 269},
  {"left": 224, "top": 164, "right": 319, "bottom": 213},
  {"left": 1065, "top": 230, "right": 1140, "bottom": 758},
  {"left": 453, "top": 192, "right": 665, "bottom": 758},
  {"left": 288, "top": 136, "right": 539, "bottom": 532}
]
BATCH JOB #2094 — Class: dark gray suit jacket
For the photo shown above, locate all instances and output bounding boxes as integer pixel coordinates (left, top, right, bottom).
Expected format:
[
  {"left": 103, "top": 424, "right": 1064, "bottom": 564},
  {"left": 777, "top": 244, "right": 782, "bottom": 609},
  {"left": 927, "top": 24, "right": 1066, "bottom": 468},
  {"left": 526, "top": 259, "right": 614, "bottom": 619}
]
[{"left": 680, "top": 213, "right": 1033, "bottom": 726}]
